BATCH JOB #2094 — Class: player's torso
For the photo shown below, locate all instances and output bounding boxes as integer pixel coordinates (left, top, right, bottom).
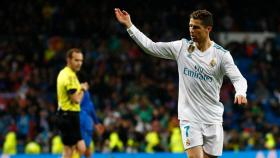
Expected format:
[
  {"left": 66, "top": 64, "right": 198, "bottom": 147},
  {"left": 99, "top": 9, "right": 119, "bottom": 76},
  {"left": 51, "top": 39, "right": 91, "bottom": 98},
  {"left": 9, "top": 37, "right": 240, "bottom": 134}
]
[
  {"left": 177, "top": 41, "right": 224, "bottom": 95},
  {"left": 176, "top": 40, "right": 226, "bottom": 123}
]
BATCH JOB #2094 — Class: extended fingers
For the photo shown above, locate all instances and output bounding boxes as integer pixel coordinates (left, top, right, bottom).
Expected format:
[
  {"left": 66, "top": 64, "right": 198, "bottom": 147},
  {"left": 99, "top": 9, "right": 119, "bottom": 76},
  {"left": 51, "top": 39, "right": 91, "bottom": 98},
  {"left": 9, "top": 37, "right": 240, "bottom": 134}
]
[
  {"left": 115, "top": 8, "right": 124, "bottom": 15},
  {"left": 115, "top": 8, "right": 129, "bottom": 16},
  {"left": 122, "top": 10, "right": 129, "bottom": 15},
  {"left": 234, "top": 96, "right": 247, "bottom": 105},
  {"left": 114, "top": 8, "right": 121, "bottom": 12},
  {"left": 241, "top": 97, "right": 248, "bottom": 105}
]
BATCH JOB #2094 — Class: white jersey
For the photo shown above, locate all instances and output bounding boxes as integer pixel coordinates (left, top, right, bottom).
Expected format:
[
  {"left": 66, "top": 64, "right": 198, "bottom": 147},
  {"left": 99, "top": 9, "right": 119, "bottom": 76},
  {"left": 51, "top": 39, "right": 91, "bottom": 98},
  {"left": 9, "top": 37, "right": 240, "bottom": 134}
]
[{"left": 127, "top": 25, "right": 247, "bottom": 124}]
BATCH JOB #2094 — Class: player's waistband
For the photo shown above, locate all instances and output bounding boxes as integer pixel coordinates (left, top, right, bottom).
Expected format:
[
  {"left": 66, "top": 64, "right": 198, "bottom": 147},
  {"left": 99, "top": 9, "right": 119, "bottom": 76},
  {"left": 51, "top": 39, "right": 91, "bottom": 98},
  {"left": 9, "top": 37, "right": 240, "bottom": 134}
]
[{"left": 57, "top": 109, "right": 79, "bottom": 116}]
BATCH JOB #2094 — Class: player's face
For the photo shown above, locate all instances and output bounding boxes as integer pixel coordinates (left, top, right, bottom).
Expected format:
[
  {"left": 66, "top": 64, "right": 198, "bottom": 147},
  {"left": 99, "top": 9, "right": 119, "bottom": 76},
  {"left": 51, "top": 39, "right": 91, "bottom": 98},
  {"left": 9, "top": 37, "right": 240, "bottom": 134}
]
[
  {"left": 189, "top": 18, "right": 211, "bottom": 43},
  {"left": 67, "top": 52, "right": 83, "bottom": 72}
]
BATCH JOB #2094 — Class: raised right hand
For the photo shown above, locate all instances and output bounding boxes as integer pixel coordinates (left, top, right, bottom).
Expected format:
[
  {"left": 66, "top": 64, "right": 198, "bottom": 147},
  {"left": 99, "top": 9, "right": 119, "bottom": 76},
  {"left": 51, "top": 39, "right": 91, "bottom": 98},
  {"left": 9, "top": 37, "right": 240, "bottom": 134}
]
[{"left": 114, "top": 8, "right": 133, "bottom": 28}]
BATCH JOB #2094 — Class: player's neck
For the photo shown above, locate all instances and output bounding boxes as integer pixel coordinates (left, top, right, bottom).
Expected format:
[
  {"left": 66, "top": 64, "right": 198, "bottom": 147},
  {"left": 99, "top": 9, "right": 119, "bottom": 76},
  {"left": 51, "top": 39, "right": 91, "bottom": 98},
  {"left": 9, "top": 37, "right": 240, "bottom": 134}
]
[{"left": 195, "top": 39, "right": 212, "bottom": 52}]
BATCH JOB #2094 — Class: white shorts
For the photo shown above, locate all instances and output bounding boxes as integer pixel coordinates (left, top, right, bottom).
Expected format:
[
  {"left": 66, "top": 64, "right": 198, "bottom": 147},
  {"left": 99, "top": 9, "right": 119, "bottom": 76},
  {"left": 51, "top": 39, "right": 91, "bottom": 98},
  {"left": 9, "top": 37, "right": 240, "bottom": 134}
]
[{"left": 179, "top": 120, "right": 224, "bottom": 156}]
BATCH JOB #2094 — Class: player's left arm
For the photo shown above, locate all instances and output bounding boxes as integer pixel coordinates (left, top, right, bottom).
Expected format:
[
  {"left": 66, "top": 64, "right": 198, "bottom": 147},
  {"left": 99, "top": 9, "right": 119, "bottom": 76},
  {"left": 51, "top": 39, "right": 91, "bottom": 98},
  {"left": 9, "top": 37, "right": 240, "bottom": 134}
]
[
  {"left": 88, "top": 95, "right": 105, "bottom": 135},
  {"left": 221, "top": 52, "right": 248, "bottom": 105},
  {"left": 89, "top": 101, "right": 99, "bottom": 124}
]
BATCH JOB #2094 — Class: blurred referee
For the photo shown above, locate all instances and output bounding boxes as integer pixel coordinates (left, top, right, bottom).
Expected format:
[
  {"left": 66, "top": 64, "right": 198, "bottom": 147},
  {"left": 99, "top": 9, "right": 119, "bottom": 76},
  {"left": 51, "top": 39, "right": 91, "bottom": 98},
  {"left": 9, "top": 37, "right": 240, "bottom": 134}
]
[{"left": 56, "top": 48, "right": 88, "bottom": 158}]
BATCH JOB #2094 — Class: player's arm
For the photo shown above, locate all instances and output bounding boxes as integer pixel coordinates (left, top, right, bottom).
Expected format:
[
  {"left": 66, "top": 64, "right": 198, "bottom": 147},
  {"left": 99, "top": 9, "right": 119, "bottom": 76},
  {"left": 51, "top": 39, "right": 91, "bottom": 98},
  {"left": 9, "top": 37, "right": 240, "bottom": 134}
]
[
  {"left": 114, "top": 8, "right": 182, "bottom": 60},
  {"left": 221, "top": 52, "right": 248, "bottom": 105},
  {"left": 91, "top": 108, "right": 105, "bottom": 135},
  {"left": 87, "top": 94, "right": 104, "bottom": 135},
  {"left": 87, "top": 92, "right": 100, "bottom": 124}
]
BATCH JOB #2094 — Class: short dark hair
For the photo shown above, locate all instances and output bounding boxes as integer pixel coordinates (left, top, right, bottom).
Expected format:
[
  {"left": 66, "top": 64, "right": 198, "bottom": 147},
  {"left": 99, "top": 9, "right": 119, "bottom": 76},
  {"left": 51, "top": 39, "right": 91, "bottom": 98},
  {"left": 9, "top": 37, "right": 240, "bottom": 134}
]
[
  {"left": 66, "top": 48, "right": 82, "bottom": 58},
  {"left": 190, "top": 10, "right": 213, "bottom": 27}
]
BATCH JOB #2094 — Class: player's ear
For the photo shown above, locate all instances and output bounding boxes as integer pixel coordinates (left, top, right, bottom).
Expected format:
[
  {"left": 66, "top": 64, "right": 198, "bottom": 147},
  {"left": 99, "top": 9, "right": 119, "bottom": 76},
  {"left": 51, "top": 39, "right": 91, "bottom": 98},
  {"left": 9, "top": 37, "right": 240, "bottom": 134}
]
[{"left": 207, "top": 26, "right": 212, "bottom": 32}]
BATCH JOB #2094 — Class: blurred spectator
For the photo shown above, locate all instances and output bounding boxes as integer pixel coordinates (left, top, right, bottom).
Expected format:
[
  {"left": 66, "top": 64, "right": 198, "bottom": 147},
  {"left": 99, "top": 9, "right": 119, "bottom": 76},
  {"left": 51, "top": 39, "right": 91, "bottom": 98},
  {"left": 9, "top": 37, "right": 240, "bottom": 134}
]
[{"left": 3, "top": 131, "right": 17, "bottom": 155}]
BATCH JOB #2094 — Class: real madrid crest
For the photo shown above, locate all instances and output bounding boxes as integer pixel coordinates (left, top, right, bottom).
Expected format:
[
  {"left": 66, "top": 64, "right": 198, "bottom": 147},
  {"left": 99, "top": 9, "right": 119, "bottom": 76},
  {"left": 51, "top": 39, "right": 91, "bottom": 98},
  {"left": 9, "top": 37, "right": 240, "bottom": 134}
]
[
  {"left": 209, "top": 57, "right": 217, "bottom": 67},
  {"left": 187, "top": 42, "right": 195, "bottom": 58}
]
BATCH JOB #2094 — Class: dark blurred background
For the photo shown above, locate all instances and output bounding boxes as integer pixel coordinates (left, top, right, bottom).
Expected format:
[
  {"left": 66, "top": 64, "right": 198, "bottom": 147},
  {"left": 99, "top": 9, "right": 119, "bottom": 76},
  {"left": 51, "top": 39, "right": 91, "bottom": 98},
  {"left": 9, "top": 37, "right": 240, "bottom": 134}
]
[{"left": 0, "top": 0, "right": 280, "bottom": 154}]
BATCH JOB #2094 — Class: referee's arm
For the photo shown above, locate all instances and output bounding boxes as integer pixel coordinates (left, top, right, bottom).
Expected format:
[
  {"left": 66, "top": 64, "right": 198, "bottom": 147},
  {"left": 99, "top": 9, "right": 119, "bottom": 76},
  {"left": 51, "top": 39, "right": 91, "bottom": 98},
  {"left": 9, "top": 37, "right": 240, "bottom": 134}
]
[
  {"left": 68, "top": 89, "right": 84, "bottom": 104},
  {"left": 68, "top": 82, "right": 89, "bottom": 104}
]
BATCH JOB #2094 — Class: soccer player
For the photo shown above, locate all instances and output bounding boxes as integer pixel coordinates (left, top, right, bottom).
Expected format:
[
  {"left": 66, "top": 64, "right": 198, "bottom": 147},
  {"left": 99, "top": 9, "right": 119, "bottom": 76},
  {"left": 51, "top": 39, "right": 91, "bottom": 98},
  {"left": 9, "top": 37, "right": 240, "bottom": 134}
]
[
  {"left": 56, "top": 48, "right": 88, "bottom": 158},
  {"left": 114, "top": 8, "right": 248, "bottom": 158},
  {"left": 78, "top": 73, "right": 105, "bottom": 158}
]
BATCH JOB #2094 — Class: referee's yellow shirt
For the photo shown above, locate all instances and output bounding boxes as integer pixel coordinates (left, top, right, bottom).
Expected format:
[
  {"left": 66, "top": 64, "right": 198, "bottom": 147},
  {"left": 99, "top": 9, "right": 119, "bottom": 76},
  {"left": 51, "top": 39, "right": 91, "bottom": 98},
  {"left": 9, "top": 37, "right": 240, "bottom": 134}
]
[{"left": 57, "top": 66, "right": 81, "bottom": 111}]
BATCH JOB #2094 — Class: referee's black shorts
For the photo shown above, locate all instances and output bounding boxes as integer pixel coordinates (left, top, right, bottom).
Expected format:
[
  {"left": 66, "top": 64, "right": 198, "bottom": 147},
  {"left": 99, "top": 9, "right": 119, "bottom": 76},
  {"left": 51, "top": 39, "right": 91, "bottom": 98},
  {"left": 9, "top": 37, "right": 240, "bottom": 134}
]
[{"left": 56, "top": 110, "right": 82, "bottom": 146}]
